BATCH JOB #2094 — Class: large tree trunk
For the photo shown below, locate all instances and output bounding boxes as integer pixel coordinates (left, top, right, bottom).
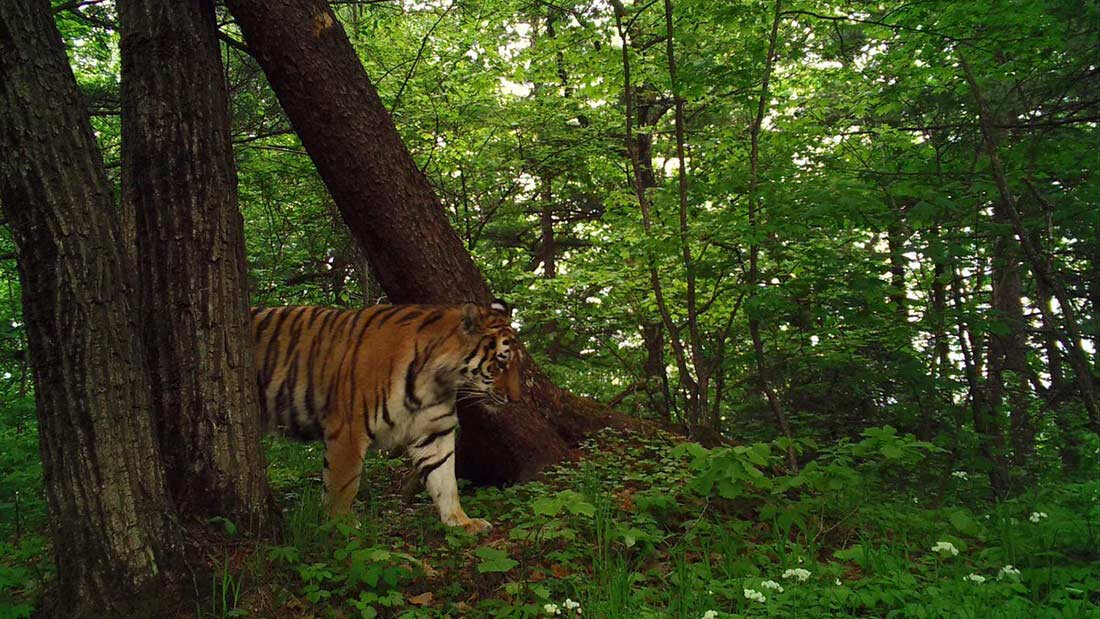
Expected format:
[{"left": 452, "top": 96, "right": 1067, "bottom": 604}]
[
  {"left": 0, "top": 0, "right": 181, "bottom": 614},
  {"left": 119, "top": 0, "right": 277, "bottom": 531},
  {"left": 224, "top": 0, "right": 624, "bottom": 485}
]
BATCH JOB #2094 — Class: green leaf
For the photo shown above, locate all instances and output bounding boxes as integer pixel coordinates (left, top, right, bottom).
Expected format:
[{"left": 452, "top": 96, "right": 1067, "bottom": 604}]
[
  {"left": 949, "top": 509, "right": 980, "bottom": 536},
  {"left": 474, "top": 547, "right": 518, "bottom": 574}
]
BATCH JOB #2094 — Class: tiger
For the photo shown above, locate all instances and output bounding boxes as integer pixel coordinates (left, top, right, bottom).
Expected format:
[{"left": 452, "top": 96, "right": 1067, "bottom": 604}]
[{"left": 251, "top": 300, "right": 521, "bottom": 534}]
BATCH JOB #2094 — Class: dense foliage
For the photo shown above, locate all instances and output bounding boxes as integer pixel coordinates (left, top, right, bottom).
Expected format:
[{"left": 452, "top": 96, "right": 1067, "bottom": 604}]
[{"left": 1, "top": 0, "right": 1097, "bottom": 616}]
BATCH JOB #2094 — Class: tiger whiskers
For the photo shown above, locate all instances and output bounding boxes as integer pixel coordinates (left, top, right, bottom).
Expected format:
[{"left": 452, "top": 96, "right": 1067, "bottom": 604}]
[{"left": 455, "top": 389, "right": 491, "bottom": 406}]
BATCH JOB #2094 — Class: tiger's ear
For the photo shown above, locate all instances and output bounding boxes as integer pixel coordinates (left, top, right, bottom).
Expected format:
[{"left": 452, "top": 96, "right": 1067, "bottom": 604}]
[
  {"left": 461, "top": 302, "right": 482, "bottom": 334},
  {"left": 489, "top": 298, "right": 511, "bottom": 316}
]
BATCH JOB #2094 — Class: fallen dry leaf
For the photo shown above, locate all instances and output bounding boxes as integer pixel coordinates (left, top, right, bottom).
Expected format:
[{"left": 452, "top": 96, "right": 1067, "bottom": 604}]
[{"left": 408, "top": 592, "right": 434, "bottom": 606}]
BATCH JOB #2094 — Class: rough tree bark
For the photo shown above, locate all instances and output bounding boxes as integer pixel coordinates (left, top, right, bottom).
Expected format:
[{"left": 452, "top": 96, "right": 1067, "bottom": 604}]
[
  {"left": 225, "top": 0, "right": 625, "bottom": 485},
  {"left": 0, "top": 0, "right": 181, "bottom": 613},
  {"left": 118, "top": 0, "right": 277, "bottom": 530}
]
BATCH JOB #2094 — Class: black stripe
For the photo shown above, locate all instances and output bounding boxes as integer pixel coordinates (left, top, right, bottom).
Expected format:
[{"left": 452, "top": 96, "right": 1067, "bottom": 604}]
[
  {"left": 380, "top": 385, "right": 393, "bottom": 426},
  {"left": 261, "top": 308, "right": 293, "bottom": 379},
  {"left": 374, "top": 305, "right": 404, "bottom": 329},
  {"left": 429, "top": 409, "right": 457, "bottom": 423},
  {"left": 282, "top": 308, "right": 310, "bottom": 365},
  {"left": 462, "top": 335, "right": 492, "bottom": 365},
  {"left": 305, "top": 306, "right": 325, "bottom": 330},
  {"left": 316, "top": 307, "right": 339, "bottom": 338},
  {"left": 312, "top": 309, "right": 341, "bottom": 409},
  {"left": 331, "top": 309, "right": 356, "bottom": 341},
  {"left": 253, "top": 307, "right": 279, "bottom": 339},
  {"left": 405, "top": 348, "right": 422, "bottom": 409},
  {"left": 418, "top": 451, "right": 454, "bottom": 482},
  {"left": 346, "top": 309, "right": 372, "bottom": 396},
  {"left": 303, "top": 310, "right": 334, "bottom": 421},
  {"left": 345, "top": 307, "right": 366, "bottom": 338},
  {"left": 371, "top": 383, "right": 382, "bottom": 431},
  {"left": 304, "top": 353, "right": 318, "bottom": 422},
  {"left": 325, "top": 379, "right": 339, "bottom": 426},
  {"left": 285, "top": 352, "right": 302, "bottom": 425},
  {"left": 397, "top": 309, "right": 424, "bottom": 325},
  {"left": 361, "top": 305, "right": 394, "bottom": 331},
  {"left": 382, "top": 357, "right": 395, "bottom": 425},
  {"left": 336, "top": 473, "right": 362, "bottom": 495},
  {"left": 364, "top": 404, "right": 376, "bottom": 441},
  {"left": 421, "top": 334, "right": 445, "bottom": 365},
  {"left": 414, "top": 426, "right": 456, "bottom": 449},
  {"left": 418, "top": 310, "right": 445, "bottom": 332}
]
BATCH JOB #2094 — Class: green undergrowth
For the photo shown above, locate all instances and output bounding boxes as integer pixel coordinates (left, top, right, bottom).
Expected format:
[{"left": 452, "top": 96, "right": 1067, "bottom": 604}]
[
  {"left": 185, "top": 426, "right": 1100, "bottom": 618},
  {"left": 1, "top": 401, "right": 1098, "bottom": 618}
]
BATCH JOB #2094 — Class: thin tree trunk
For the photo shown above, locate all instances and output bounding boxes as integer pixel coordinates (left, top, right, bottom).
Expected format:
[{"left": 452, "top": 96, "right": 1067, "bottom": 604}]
[
  {"left": 986, "top": 203, "right": 1034, "bottom": 464},
  {"left": 951, "top": 270, "right": 1009, "bottom": 495},
  {"left": 747, "top": 0, "right": 798, "bottom": 471},
  {"left": 662, "top": 0, "right": 709, "bottom": 434},
  {"left": 959, "top": 53, "right": 1098, "bottom": 430},
  {"left": 631, "top": 94, "right": 671, "bottom": 422},
  {"left": 225, "top": 0, "right": 626, "bottom": 485},
  {"left": 0, "top": 0, "right": 181, "bottom": 613},
  {"left": 539, "top": 179, "right": 557, "bottom": 279},
  {"left": 119, "top": 0, "right": 277, "bottom": 531},
  {"left": 641, "top": 323, "right": 671, "bottom": 421},
  {"left": 885, "top": 223, "right": 909, "bottom": 319},
  {"left": 612, "top": 0, "right": 699, "bottom": 434}
]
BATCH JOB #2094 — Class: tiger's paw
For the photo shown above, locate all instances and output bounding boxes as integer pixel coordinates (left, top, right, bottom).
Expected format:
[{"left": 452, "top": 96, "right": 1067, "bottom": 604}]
[{"left": 461, "top": 518, "right": 492, "bottom": 535}]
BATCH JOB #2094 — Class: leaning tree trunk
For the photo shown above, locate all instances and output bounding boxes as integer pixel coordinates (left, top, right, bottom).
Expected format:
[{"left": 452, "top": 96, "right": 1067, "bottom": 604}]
[
  {"left": 225, "top": 0, "right": 627, "bottom": 485},
  {"left": 0, "top": 0, "right": 181, "bottom": 614},
  {"left": 118, "top": 0, "right": 277, "bottom": 531}
]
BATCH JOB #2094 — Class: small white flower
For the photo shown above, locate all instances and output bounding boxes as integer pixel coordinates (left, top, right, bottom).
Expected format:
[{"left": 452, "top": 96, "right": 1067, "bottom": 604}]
[
  {"left": 544, "top": 603, "right": 561, "bottom": 616},
  {"left": 743, "top": 588, "right": 766, "bottom": 603},
  {"left": 931, "top": 541, "right": 959, "bottom": 556},
  {"left": 835, "top": 578, "right": 843, "bottom": 586},
  {"left": 964, "top": 573, "right": 986, "bottom": 583},
  {"left": 912, "top": 496, "right": 919, "bottom": 504},
  {"left": 760, "top": 579, "right": 784, "bottom": 593},
  {"left": 998, "top": 565, "right": 1021, "bottom": 579},
  {"left": 781, "top": 568, "right": 811, "bottom": 582},
  {"left": 952, "top": 470, "right": 969, "bottom": 480},
  {"left": 1028, "top": 511, "right": 1048, "bottom": 523},
  {"left": 563, "top": 599, "right": 581, "bottom": 612},
  {"left": 702, "top": 612, "right": 719, "bottom": 619}
]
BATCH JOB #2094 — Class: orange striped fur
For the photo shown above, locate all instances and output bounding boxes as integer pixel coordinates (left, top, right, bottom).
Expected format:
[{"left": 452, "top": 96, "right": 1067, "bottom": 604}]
[{"left": 251, "top": 301, "right": 520, "bottom": 533}]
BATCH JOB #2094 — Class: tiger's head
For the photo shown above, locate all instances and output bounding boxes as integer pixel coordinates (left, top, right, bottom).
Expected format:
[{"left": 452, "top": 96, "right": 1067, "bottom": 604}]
[{"left": 457, "top": 299, "right": 522, "bottom": 409}]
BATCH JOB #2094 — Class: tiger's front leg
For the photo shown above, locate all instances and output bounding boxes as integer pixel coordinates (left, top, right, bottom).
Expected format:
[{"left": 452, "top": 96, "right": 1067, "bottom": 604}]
[{"left": 407, "top": 418, "right": 490, "bottom": 535}]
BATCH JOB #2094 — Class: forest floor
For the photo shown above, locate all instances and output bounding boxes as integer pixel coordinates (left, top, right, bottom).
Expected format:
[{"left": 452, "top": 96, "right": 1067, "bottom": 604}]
[{"left": 1, "top": 400, "right": 1098, "bottom": 618}]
